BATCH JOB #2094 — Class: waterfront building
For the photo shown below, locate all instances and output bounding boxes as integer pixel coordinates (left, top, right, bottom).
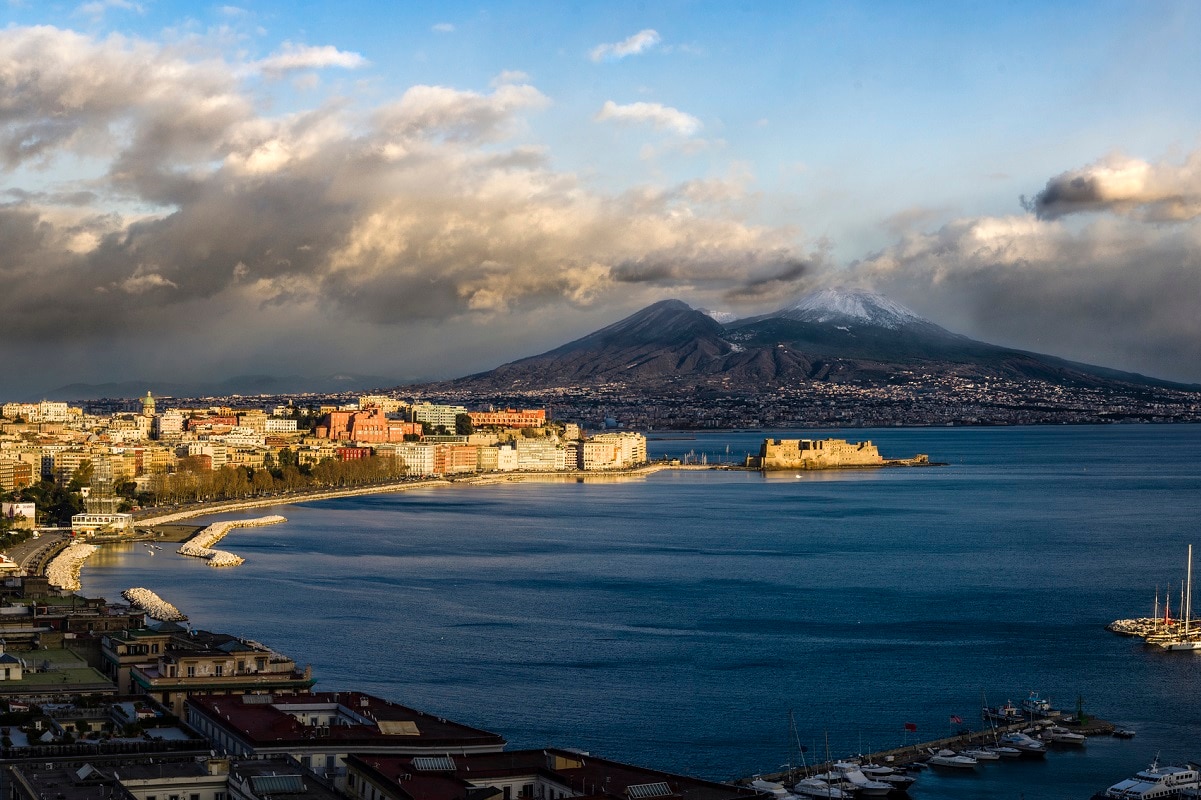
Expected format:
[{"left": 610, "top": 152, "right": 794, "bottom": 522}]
[
  {"left": 514, "top": 438, "right": 567, "bottom": 471},
  {"left": 749, "top": 438, "right": 884, "bottom": 470},
  {"left": 70, "top": 512, "right": 134, "bottom": 536},
  {"left": 102, "top": 622, "right": 315, "bottom": 715},
  {"left": 345, "top": 748, "right": 762, "bottom": 800},
  {"left": 185, "top": 691, "right": 507, "bottom": 790},
  {"left": 580, "top": 432, "right": 648, "bottom": 470},
  {"left": 383, "top": 442, "right": 439, "bottom": 476}
]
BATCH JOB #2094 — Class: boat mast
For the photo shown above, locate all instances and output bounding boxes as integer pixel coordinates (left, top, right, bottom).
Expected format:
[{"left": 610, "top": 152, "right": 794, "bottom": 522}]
[{"left": 1187, "top": 544, "right": 1193, "bottom": 638}]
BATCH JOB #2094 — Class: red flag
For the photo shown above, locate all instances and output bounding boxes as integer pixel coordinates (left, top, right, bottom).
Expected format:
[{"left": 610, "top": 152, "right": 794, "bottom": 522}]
[
  {"left": 950, "top": 715, "right": 963, "bottom": 724},
  {"left": 904, "top": 722, "right": 917, "bottom": 732}
]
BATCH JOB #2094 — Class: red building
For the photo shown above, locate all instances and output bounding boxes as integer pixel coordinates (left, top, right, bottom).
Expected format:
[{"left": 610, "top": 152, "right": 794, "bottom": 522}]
[
  {"left": 318, "top": 409, "right": 422, "bottom": 443},
  {"left": 467, "top": 408, "right": 547, "bottom": 429}
]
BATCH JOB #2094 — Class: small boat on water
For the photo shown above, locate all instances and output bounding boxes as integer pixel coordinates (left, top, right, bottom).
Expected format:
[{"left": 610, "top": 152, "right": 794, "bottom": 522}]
[
  {"left": 928, "top": 749, "right": 977, "bottom": 769},
  {"left": 1042, "top": 725, "right": 1087, "bottom": 746},
  {"left": 986, "top": 745, "right": 1023, "bottom": 758},
  {"left": 1022, "top": 691, "right": 1058, "bottom": 718},
  {"left": 1093, "top": 758, "right": 1201, "bottom": 799},
  {"left": 791, "top": 778, "right": 851, "bottom": 799},
  {"left": 1113, "top": 729, "right": 1137, "bottom": 739},
  {"left": 859, "top": 763, "right": 916, "bottom": 791},
  {"left": 749, "top": 778, "right": 794, "bottom": 799},
  {"left": 829, "top": 763, "right": 892, "bottom": 796},
  {"left": 982, "top": 699, "right": 1024, "bottom": 724},
  {"left": 999, "top": 731, "right": 1048, "bottom": 756},
  {"left": 961, "top": 747, "right": 1001, "bottom": 761}
]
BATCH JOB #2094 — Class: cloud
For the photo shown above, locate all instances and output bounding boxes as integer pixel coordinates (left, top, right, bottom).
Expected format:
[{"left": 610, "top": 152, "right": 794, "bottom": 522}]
[
  {"left": 589, "top": 29, "right": 660, "bottom": 63},
  {"left": 432, "top": 22, "right": 455, "bottom": 33},
  {"left": 255, "top": 42, "right": 367, "bottom": 75},
  {"left": 75, "top": 0, "right": 143, "bottom": 18},
  {"left": 0, "top": 24, "right": 813, "bottom": 391},
  {"left": 1024, "top": 151, "right": 1201, "bottom": 222},
  {"left": 596, "top": 100, "right": 702, "bottom": 137},
  {"left": 851, "top": 212, "right": 1201, "bottom": 383}
]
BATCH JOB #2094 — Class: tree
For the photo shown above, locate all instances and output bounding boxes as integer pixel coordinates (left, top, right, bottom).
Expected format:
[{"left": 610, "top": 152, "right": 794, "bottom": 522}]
[{"left": 455, "top": 413, "right": 474, "bottom": 436}]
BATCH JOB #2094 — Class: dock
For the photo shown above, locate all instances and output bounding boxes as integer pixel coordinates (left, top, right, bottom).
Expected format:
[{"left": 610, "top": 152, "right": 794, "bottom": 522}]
[{"left": 742, "top": 716, "right": 1116, "bottom": 785}]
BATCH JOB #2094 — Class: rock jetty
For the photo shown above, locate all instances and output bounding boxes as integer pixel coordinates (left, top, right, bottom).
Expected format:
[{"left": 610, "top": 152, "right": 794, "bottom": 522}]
[
  {"left": 178, "top": 515, "right": 286, "bottom": 567},
  {"left": 45, "top": 542, "right": 99, "bottom": 590},
  {"left": 122, "top": 587, "right": 186, "bottom": 621}
]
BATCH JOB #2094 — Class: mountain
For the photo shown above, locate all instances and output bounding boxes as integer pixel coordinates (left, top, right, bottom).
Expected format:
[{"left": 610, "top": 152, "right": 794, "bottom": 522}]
[
  {"left": 36, "top": 373, "right": 397, "bottom": 402},
  {"left": 441, "top": 289, "right": 1194, "bottom": 393}
]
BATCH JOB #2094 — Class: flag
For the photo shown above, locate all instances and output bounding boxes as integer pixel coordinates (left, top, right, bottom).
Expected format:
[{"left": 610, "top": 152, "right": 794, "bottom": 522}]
[
  {"left": 950, "top": 715, "right": 963, "bottom": 724},
  {"left": 904, "top": 722, "right": 917, "bottom": 732}
]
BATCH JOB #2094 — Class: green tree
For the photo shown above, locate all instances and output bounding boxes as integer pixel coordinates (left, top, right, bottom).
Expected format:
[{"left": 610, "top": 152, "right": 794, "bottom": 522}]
[{"left": 455, "top": 413, "right": 474, "bottom": 436}]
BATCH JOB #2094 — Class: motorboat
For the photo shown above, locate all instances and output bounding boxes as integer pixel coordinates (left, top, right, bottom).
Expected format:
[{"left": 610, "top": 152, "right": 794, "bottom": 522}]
[
  {"left": 830, "top": 762, "right": 893, "bottom": 796},
  {"left": 960, "top": 747, "right": 1001, "bottom": 761},
  {"left": 1113, "top": 729, "right": 1137, "bottom": 739},
  {"left": 859, "top": 763, "right": 917, "bottom": 790},
  {"left": 749, "top": 779, "right": 795, "bottom": 799},
  {"left": 928, "top": 749, "right": 977, "bottom": 769},
  {"left": 1042, "top": 725, "right": 1087, "bottom": 746},
  {"left": 791, "top": 778, "right": 852, "bottom": 799},
  {"left": 1096, "top": 758, "right": 1201, "bottom": 799},
  {"left": 998, "top": 732, "right": 1047, "bottom": 756},
  {"left": 1022, "top": 691, "right": 1058, "bottom": 718},
  {"left": 985, "top": 745, "right": 1022, "bottom": 758},
  {"left": 982, "top": 699, "right": 1023, "bottom": 724}
]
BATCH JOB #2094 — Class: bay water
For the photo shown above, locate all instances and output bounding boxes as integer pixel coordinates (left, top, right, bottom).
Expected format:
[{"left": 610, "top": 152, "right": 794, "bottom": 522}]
[{"left": 79, "top": 426, "right": 1201, "bottom": 799}]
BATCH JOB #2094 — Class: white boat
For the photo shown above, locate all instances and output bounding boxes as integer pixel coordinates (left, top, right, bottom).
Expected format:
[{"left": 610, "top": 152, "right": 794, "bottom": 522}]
[
  {"left": 859, "top": 763, "right": 917, "bottom": 790},
  {"left": 960, "top": 747, "right": 1001, "bottom": 761},
  {"left": 998, "top": 732, "right": 1047, "bottom": 756},
  {"left": 1022, "top": 691, "right": 1057, "bottom": 718},
  {"left": 1152, "top": 545, "right": 1201, "bottom": 650},
  {"left": 982, "top": 699, "right": 1023, "bottom": 724},
  {"left": 1042, "top": 725, "right": 1087, "bottom": 746},
  {"left": 1098, "top": 758, "right": 1201, "bottom": 799},
  {"left": 749, "top": 779, "right": 794, "bottom": 799},
  {"left": 830, "top": 762, "right": 893, "bottom": 796},
  {"left": 985, "top": 745, "right": 1022, "bottom": 758},
  {"left": 928, "top": 749, "right": 977, "bottom": 769},
  {"left": 791, "top": 778, "right": 852, "bottom": 799}
]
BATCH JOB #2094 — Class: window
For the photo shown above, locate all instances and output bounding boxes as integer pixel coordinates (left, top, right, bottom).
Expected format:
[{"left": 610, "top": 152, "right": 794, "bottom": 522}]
[
  {"left": 216, "top": 793, "right": 227, "bottom": 800},
  {"left": 504, "top": 788, "right": 511, "bottom": 800},
  {"left": 151, "top": 644, "right": 159, "bottom": 654},
  {"left": 186, "top": 665, "right": 195, "bottom": 677},
  {"left": 522, "top": 785, "right": 534, "bottom": 798},
  {"left": 191, "top": 794, "right": 200, "bottom": 800},
  {"left": 215, "top": 665, "right": 223, "bottom": 677}
]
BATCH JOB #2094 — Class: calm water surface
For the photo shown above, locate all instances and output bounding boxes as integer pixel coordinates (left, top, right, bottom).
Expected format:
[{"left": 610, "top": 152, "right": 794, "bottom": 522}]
[{"left": 80, "top": 426, "right": 1201, "bottom": 800}]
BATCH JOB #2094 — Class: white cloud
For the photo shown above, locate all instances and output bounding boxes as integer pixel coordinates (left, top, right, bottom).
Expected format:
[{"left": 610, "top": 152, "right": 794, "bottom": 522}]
[
  {"left": 596, "top": 100, "right": 702, "bottom": 137},
  {"left": 432, "top": 22, "right": 455, "bottom": 33},
  {"left": 589, "top": 29, "right": 660, "bottom": 63},
  {"left": 255, "top": 42, "right": 367, "bottom": 76},
  {"left": 75, "top": 0, "right": 142, "bottom": 18}
]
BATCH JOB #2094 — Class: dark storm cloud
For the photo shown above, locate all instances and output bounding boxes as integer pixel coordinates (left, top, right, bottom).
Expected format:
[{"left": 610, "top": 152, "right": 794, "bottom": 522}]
[{"left": 1024, "top": 152, "right": 1201, "bottom": 222}]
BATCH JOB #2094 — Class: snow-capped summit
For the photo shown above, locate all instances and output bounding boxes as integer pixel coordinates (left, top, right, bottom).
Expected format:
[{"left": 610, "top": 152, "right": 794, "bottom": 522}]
[
  {"left": 700, "top": 308, "right": 739, "bottom": 324},
  {"left": 776, "top": 288, "right": 928, "bottom": 329}
]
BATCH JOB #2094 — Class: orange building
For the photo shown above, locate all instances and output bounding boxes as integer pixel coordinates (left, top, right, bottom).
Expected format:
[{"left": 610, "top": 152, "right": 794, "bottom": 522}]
[
  {"left": 317, "top": 409, "right": 422, "bottom": 443},
  {"left": 467, "top": 408, "right": 547, "bottom": 429}
]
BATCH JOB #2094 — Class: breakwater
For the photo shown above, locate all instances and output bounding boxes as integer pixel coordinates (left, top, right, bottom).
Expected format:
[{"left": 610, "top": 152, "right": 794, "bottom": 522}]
[
  {"left": 122, "top": 587, "right": 186, "bottom": 621},
  {"left": 177, "top": 515, "right": 287, "bottom": 567},
  {"left": 44, "top": 541, "right": 99, "bottom": 590}
]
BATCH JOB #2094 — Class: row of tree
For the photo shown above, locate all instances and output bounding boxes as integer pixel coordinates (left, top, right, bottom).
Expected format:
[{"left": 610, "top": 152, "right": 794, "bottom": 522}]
[{"left": 141, "top": 453, "right": 408, "bottom": 505}]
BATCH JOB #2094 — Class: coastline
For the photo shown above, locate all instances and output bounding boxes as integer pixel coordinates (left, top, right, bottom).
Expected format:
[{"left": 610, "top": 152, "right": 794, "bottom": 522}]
[{"left": 134, "top": 462, "right": 712, "bottom": 527}]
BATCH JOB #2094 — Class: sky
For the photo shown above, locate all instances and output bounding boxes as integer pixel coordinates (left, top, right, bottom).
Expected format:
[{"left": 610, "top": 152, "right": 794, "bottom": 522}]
[{"left": 2, "top": 0, "right": 1201, "bottom": 397}]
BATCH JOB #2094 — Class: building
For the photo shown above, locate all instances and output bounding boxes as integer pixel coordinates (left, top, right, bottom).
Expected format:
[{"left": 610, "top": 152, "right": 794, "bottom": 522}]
[
  {"left": 102, "top": 621, "right": 315, "bottom": 715},
  {"left": 580, "top": 433, "right": 647, "bottom": 470},
  {"left": 317, "top": 409, "right": 421, "bottom": 444},
  {"left": 409, "top": 403, "right": 467, "bottom": 432},
  {"left": 0, "top": 457, "right": 34, "bottom": 490},
  {"left": 71, "top": 512, "right": 134, "bottom": 536},
  {"left": 345, "top": 748, "right": 762, "bottom": 800},
  {"left": 185, "top": 692, "right": 507, "bottom": 790},
  {"left": 467, "top": 408, "right": 547, "bottom": 429}
]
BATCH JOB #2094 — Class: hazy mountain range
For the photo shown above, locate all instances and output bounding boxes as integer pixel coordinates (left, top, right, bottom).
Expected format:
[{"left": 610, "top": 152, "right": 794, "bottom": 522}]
[{"left": 36, "top": 373, "right": 397, "bottom": 402}]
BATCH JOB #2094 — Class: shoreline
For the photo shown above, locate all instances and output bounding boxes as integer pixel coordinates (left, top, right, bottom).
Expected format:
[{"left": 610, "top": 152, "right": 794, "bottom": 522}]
[{"left": 134, "top": 463, "right": 712, "bottom": 527}]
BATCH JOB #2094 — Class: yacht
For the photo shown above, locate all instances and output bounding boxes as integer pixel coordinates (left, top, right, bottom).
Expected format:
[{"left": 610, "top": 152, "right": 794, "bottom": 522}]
[
  {"left": 830, "top": 762, "right": 893, "bottom": 796},
  {"left": 749, "top": 779, "right": 795, "bottom": 799},
  {"left": 999, "top": 731, "right": 1048, "bottom": 756},
  {"left": 982, "top": 699, "right": 1023, "bottom": 724},
  {"left": 985, "top": 745, "right": 1023, "bottom": 758},
  {"left": 1042, "top": 725, "right": 1087, "bottom": 746},
  {"left": 859, "top": 763, "right": 917, "bottom": 790},
  {"left": 1022, "top": 691, "right": 1057, "bottom": 718},
  {"left": 961, "top": 747, "right": 1001, "bottom": 761},
  {"left": 1096, "top": 759, "right": 1201, "bottom": 799},
  {"left": 928, "top": 749, "right": 977, "bottom": 769},
  {"left": 790, "top": 778, "right": 852, "bottom": 799}
]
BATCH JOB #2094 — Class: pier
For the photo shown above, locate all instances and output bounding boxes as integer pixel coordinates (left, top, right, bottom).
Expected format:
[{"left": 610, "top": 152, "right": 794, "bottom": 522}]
[{"left": 743, "top": 716, "right": 1117, "bottom": 785}]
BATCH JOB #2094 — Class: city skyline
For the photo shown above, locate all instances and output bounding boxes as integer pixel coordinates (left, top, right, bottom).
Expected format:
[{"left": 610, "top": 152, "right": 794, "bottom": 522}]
[{"left": 2, "top": 0, "right": 1200, "bottom": 397}]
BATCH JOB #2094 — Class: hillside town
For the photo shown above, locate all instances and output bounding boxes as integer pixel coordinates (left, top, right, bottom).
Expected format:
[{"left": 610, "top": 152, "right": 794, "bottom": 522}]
[{"left": 0, "top": 395, "right": 647, "bottom": 532}]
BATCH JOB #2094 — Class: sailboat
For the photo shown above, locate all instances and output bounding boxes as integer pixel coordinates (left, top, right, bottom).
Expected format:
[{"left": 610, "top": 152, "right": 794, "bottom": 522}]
[{"left": 1157, "top": 545, "right": 1201, "bottom": 650}]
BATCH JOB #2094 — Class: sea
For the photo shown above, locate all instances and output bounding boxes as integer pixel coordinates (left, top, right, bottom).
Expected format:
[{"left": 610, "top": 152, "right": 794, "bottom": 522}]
[{"left": 78, "top": 425, "right": 1201, "bottom": 800}]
